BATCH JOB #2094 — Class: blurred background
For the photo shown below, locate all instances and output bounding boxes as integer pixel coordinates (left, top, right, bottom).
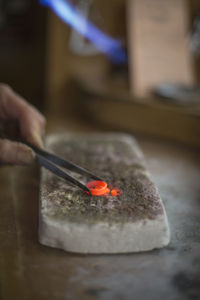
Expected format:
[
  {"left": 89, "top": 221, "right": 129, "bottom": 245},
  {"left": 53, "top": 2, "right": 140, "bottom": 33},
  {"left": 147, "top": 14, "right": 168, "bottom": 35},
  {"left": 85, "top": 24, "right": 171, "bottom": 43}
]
[
  {"left": 0, "top": 0, "right": 200, "bottom": 146},
  {"left": 0, "top": 0, "right": 46, "bottom": 110},
  {"left": 1, "top": 2, "right": 200, "bottom": 299}
]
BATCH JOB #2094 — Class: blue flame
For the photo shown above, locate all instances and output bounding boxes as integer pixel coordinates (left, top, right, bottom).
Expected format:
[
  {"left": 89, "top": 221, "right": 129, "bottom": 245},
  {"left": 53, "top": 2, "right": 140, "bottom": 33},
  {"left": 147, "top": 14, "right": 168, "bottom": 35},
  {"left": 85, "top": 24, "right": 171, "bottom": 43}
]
[{"left": 40, "top": 0, "right": 127, "bottom": 64}]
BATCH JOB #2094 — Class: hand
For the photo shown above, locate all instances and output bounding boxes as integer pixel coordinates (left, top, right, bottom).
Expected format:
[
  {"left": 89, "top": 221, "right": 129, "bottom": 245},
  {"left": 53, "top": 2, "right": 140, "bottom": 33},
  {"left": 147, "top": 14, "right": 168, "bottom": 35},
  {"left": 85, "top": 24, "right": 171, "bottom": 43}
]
[{"left": 0, "top": 84, "right": 46, "bottom": 165}]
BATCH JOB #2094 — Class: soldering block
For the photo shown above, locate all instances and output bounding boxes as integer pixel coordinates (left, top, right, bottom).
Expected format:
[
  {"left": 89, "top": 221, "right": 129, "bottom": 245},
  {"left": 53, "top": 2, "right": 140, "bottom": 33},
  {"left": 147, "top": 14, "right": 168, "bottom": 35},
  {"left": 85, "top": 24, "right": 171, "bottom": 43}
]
[{"left": 39, "top": 133, "right": 170, "bottom": 253}]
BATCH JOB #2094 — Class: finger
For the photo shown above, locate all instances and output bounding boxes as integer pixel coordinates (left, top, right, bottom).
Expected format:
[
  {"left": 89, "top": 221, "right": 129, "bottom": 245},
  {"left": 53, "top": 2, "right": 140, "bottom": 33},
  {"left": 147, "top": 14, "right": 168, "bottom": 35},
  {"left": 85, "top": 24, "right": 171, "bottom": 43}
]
[
  {"left": 0, "top": 139, "right": 35, "bottom": 165},
  {"left": 19, "top": 108, "right": 46, "bottom": 148},
  {"left": 0, "top": 84, "right": 46, "bottom": 148}
]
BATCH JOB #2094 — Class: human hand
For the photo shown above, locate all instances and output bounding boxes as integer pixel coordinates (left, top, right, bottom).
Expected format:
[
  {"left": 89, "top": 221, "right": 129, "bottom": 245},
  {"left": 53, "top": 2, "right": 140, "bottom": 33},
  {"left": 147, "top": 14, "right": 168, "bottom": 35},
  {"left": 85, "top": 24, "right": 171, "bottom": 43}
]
[{"left": 0, "top": 84, "right": 46, "bottom": 165}]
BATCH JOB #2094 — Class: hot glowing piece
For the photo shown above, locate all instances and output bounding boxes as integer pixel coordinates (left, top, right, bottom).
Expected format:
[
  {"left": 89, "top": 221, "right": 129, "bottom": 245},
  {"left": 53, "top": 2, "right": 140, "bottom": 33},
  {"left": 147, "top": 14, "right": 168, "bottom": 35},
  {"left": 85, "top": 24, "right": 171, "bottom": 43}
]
[
  {"left": 86, "top": 181, "right": 110, "bottom": 196},
  {"left": 111, "top": 188, "right": 122, "bottom": 196}
]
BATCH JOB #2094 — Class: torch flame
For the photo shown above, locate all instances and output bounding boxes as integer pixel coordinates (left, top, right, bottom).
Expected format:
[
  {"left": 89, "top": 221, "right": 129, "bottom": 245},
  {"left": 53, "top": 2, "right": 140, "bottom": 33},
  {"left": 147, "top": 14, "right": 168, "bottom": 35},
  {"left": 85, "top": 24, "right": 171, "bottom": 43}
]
[{"left": 40, "top": 0, "right": 127, "bottom": 64}]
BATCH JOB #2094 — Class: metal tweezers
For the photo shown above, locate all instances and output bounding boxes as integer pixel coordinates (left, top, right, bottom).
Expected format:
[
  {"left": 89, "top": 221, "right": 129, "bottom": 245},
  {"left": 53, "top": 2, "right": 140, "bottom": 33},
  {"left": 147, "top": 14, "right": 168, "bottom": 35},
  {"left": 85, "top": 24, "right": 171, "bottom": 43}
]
[{"left": 16, "top": 139, "right": 103, "bottom": 195}]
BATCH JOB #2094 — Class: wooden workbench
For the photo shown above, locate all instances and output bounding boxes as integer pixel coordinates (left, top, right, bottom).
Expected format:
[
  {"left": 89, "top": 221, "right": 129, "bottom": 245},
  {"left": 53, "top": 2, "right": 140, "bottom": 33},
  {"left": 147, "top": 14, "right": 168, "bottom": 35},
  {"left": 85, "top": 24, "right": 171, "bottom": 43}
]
[{"left": 0, "top": 117, "right": 200, "bottom": 300}]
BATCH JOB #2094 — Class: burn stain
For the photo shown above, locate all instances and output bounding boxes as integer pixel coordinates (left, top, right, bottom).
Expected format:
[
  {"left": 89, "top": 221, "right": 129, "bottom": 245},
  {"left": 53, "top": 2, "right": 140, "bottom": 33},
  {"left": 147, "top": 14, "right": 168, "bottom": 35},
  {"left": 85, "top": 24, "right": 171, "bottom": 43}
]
[
  {"left": 172, "top": 272, "right": 200, "bottom": 299},
  {"left": 92, "top": 263, "right": 102, "bottom": 272},
  {"left": 165, "top": 245, "right": 176, "bottom": 251},
  {"left": 84, "top": 287, "right": 109, "bottom": 297},
  {"left": 175, "top": 219, "right": 200, "bottom": 244}
]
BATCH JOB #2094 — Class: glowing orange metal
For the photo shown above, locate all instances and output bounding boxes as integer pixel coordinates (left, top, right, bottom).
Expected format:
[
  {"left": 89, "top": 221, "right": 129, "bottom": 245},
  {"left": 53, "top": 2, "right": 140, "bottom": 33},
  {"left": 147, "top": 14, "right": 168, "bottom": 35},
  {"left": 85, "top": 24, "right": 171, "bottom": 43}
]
[
  {"left": 111, "top": 188, "right": 122, "bottom": 196},
  {"left": 86, "top": 181, "right": 110, "bottom": 196},
  {"left": 86, "top": 181, "right": 122, "bottom": 197}
]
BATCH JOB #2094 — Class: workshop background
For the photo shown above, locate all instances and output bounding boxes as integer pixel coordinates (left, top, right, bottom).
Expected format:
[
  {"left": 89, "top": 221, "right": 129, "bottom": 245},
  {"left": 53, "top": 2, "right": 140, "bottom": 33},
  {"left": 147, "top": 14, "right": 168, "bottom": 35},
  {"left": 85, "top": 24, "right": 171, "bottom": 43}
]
[
  {"left": 0, "top": 0, "right": 200, "bottom": 300},
  {"left": 0, "top": 0, "right": 200, "bottom": 144}
]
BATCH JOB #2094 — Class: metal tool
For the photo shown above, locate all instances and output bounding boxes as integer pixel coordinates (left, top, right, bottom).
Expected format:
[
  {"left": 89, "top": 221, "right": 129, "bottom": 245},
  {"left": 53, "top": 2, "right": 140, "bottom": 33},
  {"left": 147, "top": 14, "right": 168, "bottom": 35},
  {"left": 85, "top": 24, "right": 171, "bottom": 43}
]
[
  {"left": 13, "top": 138, "right": 103, "bottom": 195},
  {"left": 0, "top": 120, "right": 102, "bottom": 194},
  {"left": 31, "top": 141, "right": 104, "bottom": 195}
]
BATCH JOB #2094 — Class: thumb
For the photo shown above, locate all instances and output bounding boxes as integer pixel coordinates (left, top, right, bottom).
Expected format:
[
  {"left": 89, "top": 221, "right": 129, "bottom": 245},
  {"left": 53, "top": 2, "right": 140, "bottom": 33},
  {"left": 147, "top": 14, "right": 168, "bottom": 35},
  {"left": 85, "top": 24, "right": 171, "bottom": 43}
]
[{"left": 0, "top": 139, "right": 35, "bottom": 165}]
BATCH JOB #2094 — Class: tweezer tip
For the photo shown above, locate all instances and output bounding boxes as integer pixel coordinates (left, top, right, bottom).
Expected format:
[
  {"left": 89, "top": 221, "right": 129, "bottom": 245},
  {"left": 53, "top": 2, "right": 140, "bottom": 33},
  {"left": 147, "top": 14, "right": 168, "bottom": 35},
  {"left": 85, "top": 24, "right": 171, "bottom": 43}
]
[{"left": 87, "top": 190, "right": 92, "bottom": 196}]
